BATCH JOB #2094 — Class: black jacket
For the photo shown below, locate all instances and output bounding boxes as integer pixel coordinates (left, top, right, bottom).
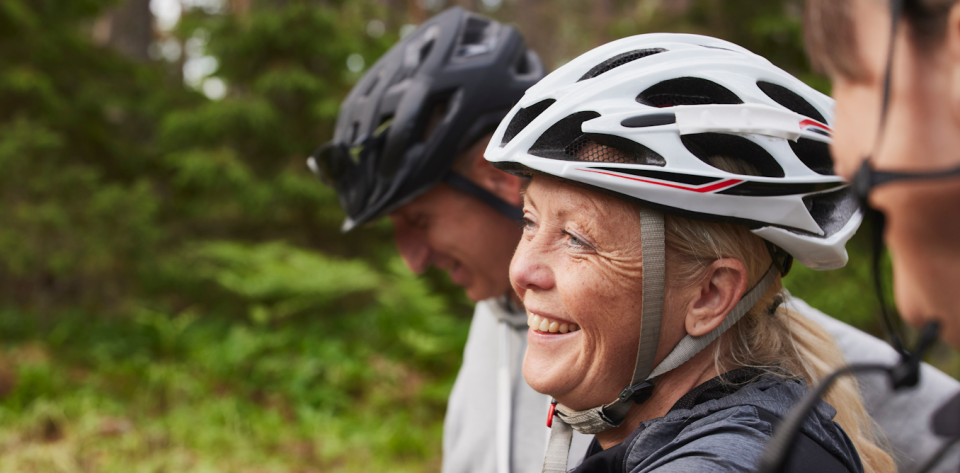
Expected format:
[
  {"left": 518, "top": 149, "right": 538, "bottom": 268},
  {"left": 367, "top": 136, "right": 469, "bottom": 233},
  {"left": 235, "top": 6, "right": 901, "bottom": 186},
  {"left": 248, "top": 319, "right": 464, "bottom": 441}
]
[{"left": 573, "top": 369, "right": 863, "bottom": 473}]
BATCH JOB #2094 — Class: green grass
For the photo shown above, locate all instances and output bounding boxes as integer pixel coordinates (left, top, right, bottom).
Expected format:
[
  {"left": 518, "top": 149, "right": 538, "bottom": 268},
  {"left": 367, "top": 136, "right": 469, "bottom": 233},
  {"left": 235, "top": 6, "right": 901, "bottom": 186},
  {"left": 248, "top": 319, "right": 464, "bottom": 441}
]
[{"left": 0, "top": 310, "right": 460, "bottom": 473}]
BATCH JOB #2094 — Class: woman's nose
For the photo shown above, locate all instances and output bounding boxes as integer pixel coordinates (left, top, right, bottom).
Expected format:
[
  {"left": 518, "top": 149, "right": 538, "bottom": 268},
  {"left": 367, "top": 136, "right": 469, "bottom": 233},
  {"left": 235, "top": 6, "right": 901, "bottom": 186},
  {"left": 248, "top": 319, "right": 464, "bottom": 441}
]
[
  {"left": 393, "top": 223, "right": 432, "bottom": 274},
  {"left": 510, "top": 241, "right": 555, "bottom": 292}
]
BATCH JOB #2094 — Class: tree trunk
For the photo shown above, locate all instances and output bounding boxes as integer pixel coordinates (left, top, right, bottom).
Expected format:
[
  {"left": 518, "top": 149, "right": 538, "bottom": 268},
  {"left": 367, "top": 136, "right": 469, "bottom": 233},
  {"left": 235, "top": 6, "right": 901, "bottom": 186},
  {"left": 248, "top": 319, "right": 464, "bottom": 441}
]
[{"left": 92, "top": 0, "right": 153, "bottom": 62}]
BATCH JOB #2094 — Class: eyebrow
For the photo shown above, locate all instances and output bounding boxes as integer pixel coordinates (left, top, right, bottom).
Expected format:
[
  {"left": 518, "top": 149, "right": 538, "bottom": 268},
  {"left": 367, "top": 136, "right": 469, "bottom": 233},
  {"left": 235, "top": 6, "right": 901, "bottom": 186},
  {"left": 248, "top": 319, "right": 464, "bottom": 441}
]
[
  {"left": 519, "top": 178, "right": 532, "bottom": 196},
  {"left": 520, "top": 181, "right": 537, "bottom": 211}
]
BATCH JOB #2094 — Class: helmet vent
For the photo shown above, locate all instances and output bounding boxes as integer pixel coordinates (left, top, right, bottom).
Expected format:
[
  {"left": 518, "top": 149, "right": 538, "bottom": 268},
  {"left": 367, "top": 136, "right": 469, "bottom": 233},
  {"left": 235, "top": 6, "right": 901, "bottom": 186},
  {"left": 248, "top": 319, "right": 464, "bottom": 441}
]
[
  {"left": 500, "top": 99, "right": 556, "bottom": 146},
  {"left": 681, "top": 133, "right": 785, "bottom": 178},
  {"left": 803, "top": 187, "right": 858, "bottom": 237},
  {"left": 405, "top": 25, "right": 439, "bottom": 70},
  {"left": 514, "top": 50, "right": 531, "bottom": 75},
  {"left": 577, "top": 49, "right": 665, "bottom": 82},
  {"left": 789, "top": 138, "right": 834, "bottom": 176},
  {"left": 456, "top": 16, "right": 499, "bottom": 57},
  {"left": 349, "top": 122, "right": 360, "bottom": 145},
  {"left": 564, "top": 134, "right": 666, "bottom": 166},
  {"left": 362, "top": 71, "right": 382, "bottom": 98},
  {"left": 528, "top": 111, "right": 600, "bottom": 159},
  {"left": 637, "top": 77, "right": 742, "bottom": 107},
  {"left": 419, "top": 39, "right": 435, "bottom": 64},
  {"left": 416, "top": 93, "right": 452, "bottom": 144},
  {"left": 462, "top": 17, "right": 491, "bottom": 45},
  {"left": 757, "top": 81, "right": 827, "bottom": 124}
]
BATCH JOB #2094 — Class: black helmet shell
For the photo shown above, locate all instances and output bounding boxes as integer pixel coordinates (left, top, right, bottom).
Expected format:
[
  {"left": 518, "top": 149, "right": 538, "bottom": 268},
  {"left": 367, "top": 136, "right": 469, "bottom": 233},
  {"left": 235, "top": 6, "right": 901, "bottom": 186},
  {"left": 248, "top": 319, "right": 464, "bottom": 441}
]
[{"left": 314, "top": 7, "right": 544, "bottom": 231}]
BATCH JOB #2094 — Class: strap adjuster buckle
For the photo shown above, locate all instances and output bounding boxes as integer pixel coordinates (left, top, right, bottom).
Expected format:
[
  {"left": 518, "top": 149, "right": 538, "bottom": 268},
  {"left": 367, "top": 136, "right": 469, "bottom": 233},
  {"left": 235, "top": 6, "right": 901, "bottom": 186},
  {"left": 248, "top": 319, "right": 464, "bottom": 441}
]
[{"left": 618, "top": 380, "right": 655, "bottom": 404}]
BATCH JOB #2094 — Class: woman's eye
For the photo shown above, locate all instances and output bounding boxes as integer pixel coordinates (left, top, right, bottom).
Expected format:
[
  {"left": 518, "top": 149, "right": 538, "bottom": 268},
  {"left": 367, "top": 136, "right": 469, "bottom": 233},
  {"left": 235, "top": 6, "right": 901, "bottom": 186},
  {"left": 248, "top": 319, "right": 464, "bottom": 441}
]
[
  {"left": 563, "top": 231, "right": 590, "bottom": 249},
  {"left": 520, "top": 216, "right": 536, "bottom": 232}
]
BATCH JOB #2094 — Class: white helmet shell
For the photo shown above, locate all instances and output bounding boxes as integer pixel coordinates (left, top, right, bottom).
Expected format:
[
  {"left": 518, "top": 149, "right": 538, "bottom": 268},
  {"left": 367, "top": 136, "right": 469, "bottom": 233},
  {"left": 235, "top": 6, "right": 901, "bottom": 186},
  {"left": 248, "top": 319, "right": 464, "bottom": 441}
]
[{"left": 485, "top": 33, "right": 860, "bottom": 270}]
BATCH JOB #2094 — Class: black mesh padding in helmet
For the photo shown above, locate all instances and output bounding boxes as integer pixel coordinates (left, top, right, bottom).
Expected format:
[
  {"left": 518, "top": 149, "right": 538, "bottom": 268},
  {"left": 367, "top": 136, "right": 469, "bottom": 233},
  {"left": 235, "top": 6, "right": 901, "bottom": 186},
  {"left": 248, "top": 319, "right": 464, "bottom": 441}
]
[
  {"left": 577, "top": 49, "right": 666, "bottom": 82},
  {"left": 681, "top": 133, "right": 785, "bottom": 178},
  {"left": 757, "top": 81, "right": 827, "bottom": 124},
  {"left": 803, "top": 187, "right": 859, "bottom": 237},
  {"left": 318, "top": 7, "right": 545, "bottom": 231},
  {"left": 528, "top": 111, "right": 600, "bottom": 160},
  {"left": 637, "top": 77, "right": 742, "bottom": 108},
  {"left": 528, "top": 110, "right": 666, "bottom": 166},
  {"left": 789, "top": 138, "right": 835, "bottom": 176},
  {"left": 500, "top": 99, "right": 555, "bottom": 146},
  {"left": 563, "top": 134, "right": 666, "bottom": 166}
]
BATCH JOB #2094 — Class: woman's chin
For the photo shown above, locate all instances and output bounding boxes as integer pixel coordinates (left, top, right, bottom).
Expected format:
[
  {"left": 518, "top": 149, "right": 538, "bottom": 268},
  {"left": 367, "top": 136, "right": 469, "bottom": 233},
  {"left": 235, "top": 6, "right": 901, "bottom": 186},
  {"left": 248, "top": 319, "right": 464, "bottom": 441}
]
[{"left": 522, "top": 331, "right": 583, "bottom": 396}]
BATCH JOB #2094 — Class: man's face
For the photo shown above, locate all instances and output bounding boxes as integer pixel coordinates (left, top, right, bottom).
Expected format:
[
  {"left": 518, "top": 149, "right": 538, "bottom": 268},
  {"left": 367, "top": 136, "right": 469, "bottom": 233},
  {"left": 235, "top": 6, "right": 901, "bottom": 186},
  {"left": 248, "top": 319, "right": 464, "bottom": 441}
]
[
  {"left": 830, "top": 0, "right": 960, "bottom": 343},
  {"left": 389, "top": 183, "right": 522, "bottom": 302}
]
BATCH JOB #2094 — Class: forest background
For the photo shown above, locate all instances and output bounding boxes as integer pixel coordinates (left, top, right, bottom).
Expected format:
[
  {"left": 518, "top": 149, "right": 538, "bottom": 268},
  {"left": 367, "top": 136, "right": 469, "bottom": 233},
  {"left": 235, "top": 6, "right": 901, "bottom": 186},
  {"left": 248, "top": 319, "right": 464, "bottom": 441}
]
[{"left": 1, "top": 0, "right": 954, "bottom": 471}]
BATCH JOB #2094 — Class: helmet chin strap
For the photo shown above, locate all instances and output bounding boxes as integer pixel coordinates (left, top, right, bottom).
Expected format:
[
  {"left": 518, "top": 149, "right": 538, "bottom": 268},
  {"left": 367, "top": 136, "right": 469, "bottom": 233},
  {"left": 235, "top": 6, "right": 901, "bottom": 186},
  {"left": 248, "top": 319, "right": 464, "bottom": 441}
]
[
  {"left": 443, "top": 171, "right": 523, "bottom": 222},
  {"left": 541, "top": 208, "right": 779, "bottom": 473}
]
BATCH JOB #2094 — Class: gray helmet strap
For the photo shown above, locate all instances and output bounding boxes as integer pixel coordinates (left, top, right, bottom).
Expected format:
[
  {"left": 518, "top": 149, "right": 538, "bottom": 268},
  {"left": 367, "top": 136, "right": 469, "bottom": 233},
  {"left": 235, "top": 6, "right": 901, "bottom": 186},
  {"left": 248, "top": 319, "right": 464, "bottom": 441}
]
[
  {"left": 541, "top": 208, "right": 665, "bottom": 472},
  {"left": 648, "top": 264, "right": 778, "bottom": 379},
  {"left": 541, "top": 208, "right": 780, "bottom": 473}
]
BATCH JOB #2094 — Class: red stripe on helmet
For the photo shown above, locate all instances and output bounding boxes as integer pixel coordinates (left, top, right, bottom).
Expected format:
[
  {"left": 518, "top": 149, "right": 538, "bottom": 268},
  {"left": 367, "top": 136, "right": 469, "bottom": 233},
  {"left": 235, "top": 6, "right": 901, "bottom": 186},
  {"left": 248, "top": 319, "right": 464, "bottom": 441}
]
[
  {"left": 581, "top": 169, "right": 743, "bottom": 193},
  {"left": 799, "top": 119, "right": 832, "bottom": 133}
]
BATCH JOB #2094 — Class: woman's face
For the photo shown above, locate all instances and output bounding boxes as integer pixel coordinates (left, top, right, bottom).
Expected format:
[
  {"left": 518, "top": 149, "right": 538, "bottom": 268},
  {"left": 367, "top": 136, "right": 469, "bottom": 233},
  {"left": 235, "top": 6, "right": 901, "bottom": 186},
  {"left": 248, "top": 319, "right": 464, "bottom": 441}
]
[{"left": 511, "top": 177, "right": 684, "bottom": 410}]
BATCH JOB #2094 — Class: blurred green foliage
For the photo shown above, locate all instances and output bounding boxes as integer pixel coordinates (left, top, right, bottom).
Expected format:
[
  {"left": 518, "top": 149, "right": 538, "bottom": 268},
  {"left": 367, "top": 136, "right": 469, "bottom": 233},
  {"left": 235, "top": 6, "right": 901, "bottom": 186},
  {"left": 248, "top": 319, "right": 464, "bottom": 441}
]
[
  {"left": 0, "top": 0, "right": 926, "bottom": 471},
  {"left": 0, "top": 0, "right": 470, "bottom": 470}
]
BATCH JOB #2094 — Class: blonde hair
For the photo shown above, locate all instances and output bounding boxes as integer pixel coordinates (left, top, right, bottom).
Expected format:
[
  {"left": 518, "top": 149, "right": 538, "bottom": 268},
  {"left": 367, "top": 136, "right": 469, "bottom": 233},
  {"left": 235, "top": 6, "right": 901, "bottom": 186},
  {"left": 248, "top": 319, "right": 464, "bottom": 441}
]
[{"left": 659, "top": 156, "right": 895, "bottom": 473}]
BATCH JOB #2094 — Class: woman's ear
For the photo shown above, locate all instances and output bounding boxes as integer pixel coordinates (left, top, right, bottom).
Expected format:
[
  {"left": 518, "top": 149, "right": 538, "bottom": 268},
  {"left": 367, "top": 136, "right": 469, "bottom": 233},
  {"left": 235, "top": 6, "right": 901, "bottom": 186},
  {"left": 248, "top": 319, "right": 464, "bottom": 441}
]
[{"left": 684, "top": 259, "right": 749, "bottom": 337}]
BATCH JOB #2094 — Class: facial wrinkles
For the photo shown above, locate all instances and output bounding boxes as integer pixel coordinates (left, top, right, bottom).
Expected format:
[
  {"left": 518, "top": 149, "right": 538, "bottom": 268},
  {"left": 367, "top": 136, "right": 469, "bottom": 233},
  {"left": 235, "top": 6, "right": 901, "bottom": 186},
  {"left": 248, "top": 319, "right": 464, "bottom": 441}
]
[
  {"left": 566, "top": 210, "right": 645, "bottom": 396},
  {"left": 524, "top": 183, "right": 645, "bottom": 290},
  {"left": 521, "top": 179, "right": 647, "bottom": 403}
]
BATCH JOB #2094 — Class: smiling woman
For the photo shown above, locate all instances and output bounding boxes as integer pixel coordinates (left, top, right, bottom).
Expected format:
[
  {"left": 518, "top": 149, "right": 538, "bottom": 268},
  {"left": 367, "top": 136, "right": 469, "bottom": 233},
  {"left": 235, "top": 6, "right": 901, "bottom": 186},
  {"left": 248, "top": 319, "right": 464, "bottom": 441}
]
[{"left": 486, "top": 34, "right": 895, "bottom": 473}]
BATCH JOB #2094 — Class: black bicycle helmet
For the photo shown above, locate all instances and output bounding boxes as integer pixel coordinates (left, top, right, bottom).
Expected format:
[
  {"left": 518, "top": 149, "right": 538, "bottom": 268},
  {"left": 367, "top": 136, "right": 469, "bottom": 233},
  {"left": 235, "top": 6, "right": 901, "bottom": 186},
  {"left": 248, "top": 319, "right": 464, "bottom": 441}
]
[{"left": 308, "top": 7, "right": 544, "bottom": 231}]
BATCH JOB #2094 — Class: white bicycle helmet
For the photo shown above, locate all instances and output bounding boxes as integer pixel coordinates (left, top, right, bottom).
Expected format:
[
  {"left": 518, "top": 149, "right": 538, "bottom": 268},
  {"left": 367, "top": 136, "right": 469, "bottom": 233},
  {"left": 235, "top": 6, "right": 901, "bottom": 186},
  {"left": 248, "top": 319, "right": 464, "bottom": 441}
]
[{"left": 484, "top": 33, "right": 862, "bottom": 472}]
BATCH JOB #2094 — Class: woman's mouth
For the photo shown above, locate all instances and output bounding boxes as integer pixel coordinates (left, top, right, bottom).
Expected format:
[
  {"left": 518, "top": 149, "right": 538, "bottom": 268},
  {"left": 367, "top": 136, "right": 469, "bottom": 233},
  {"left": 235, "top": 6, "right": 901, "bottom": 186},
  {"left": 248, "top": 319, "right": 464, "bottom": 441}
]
[{"left": 528, "top": 313, "right": 580, "bottom": 334}]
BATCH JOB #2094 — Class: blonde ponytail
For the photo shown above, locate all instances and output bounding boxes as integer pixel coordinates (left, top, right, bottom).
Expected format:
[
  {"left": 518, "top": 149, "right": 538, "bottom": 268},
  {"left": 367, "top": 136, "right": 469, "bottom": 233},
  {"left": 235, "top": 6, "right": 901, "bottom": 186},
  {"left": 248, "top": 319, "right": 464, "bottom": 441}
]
[{"left": 663, "top": 215, "right": 895, "bottom": 473}]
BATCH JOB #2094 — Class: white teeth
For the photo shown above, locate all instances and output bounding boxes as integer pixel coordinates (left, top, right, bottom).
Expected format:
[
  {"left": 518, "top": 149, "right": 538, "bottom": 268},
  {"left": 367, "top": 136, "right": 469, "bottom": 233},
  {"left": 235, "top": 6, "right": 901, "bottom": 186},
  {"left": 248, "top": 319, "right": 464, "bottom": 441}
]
[{"left": 528, "top": 314, "right": 579, "bottom": 334}]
